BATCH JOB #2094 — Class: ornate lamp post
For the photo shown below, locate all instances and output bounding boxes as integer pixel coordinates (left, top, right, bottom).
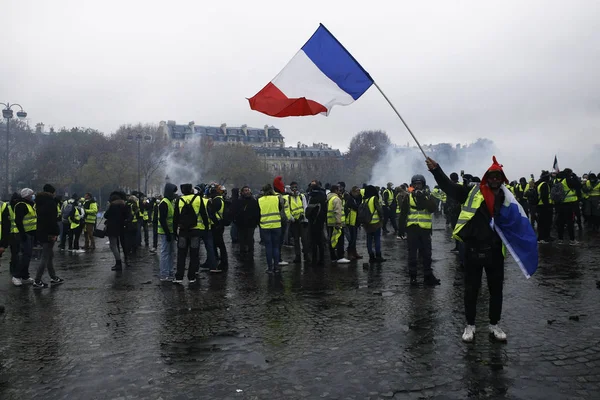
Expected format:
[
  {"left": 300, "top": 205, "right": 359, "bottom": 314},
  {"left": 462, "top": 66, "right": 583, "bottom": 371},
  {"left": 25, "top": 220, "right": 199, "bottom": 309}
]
[{"left": 1, "top": 103, "right": 28, "bottom": 197}]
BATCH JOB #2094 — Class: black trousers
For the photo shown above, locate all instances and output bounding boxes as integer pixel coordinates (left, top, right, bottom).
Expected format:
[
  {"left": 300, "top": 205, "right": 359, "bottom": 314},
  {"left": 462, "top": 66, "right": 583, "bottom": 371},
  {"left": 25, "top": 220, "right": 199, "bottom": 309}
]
[
  {"left": 537, "top": 206, "right": 553, "bottom": 241},
  {"left": 556, "top": 203, "right": 575, "bottom": 240},
  {"left": 152, "top": 222, "right": 158, "bottom": 248},
  {"left": 328, "top": 226, "right": 345, "bottom": 261},
  {"left": 238, "top": 226, "right": 255, "bottom": 255},
  {"left": 69, "top": 225, "right": 82, "bottom": 250},
  {"left": 176, "top": 235, "right": 200, "bottom": 280},
  {"left": 309, "top": 222, "right": 325, "bottom": 263},
  {"left": 10, "top": 233, "right": 21, "bottom": 277},
  {"left": 212, "top": 224, "right": 228, "bottom": 265},
  {"left": 290, "top": 221, "right": 309, "bottom": 259},
  {"left": 464, "top": 246, "right": 504, "bottom": 325},
  {"left": 141, "top": 221, "right": 149, "bottom": 245},
  {"left": 406, "top": 226, "right": 432, "bottom": 276},
  {"left": 382, "top": 206, "right": 398, "bottom": 233}
]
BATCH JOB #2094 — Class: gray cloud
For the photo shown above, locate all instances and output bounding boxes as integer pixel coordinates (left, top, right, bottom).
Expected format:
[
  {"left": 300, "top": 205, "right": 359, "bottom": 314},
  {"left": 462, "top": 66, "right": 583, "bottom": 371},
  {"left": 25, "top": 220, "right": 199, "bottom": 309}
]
[{"left": 3, "top": 0, "right": 599, "bottom": 176}]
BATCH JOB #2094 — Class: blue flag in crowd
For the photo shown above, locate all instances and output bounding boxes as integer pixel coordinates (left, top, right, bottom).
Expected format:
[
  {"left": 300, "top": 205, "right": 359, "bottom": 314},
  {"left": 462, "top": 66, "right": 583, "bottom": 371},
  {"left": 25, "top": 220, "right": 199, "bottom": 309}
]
[{"left": 491, "top": 186, "right": 539, "bottom": 278}]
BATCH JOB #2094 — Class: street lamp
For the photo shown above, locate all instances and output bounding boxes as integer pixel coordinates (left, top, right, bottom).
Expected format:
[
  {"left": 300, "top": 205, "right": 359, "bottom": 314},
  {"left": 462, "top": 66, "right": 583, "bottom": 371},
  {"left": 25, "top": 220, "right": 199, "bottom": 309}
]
[
  {"left": 127, "top": 131, "right": 152, "bottom": 193},
  {"left": 1, "top": 102, "right": 28, "bottom": 198}
]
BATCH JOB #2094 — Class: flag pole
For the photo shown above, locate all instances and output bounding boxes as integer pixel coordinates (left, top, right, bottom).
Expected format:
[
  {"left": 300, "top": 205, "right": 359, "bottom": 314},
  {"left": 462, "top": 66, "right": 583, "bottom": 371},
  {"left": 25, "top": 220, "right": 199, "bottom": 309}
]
[{"left": 374, "top": 82, "right": 427, "bottom": 158}]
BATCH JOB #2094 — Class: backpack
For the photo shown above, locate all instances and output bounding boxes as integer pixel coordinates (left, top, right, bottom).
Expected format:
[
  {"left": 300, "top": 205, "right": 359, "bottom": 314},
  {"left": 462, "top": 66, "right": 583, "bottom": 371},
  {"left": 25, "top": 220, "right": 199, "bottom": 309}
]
[
  {"left": 356, "top": 201, "right": 373, "bottom": 226},
  {"left": 178, "top": 195, "right": 198, "bottom": 231},
  {"left": 221, "top": 198, "right": 233, "bottom": 226},
  {"left": 550, "top": 180, "right": 567, "bottom": 204},
  {"left": 304, "top": 203, "right": 321, "bottom": 223},
  {"left": 62, "top": 202, "right": 74, "bottom": 222}
]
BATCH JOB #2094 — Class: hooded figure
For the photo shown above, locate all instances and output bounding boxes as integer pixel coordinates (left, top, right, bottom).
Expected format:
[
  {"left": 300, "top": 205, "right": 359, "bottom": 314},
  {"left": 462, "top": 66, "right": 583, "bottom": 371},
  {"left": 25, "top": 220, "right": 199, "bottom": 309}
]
[
  {"left": 479, "top": 156, "right": 508, "bottom": 217},
  {"left": 273, "top": 176, "right": 285, "bottom": 194}
]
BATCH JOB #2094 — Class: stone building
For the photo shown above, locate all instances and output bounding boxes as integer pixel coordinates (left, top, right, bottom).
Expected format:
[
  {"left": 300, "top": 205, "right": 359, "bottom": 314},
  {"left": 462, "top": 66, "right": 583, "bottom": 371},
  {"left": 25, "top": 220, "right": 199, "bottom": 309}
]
[{"left": 159, "top": 121, "right": 343, "bottom": 175}]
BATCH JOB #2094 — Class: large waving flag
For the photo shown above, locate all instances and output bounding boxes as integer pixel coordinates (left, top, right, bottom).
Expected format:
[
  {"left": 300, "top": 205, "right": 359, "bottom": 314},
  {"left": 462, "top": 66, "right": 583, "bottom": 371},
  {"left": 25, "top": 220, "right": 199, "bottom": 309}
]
[
  {"left": 491, "top": 186, "right": 539, "bottom": 278},
  {"left": 248, "top": 24, "right": 374, "bottom": 117},
  {"left": 553, "top": 155, "right": 560, "bottom": 173}
]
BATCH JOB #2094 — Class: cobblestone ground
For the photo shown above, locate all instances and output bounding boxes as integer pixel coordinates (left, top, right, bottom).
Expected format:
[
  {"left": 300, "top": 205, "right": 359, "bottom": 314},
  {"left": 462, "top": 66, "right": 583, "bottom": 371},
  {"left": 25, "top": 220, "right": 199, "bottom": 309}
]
[{"left": 1, "top": 216, "right": 599, "bottom": 399}]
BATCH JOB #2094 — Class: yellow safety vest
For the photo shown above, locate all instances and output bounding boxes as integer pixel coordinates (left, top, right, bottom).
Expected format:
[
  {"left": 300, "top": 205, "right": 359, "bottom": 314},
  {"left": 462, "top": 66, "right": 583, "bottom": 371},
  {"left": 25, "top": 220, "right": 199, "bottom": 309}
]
[
  {"left": 178, "top": 194, "right": 211, "bottom": 231},
  {"left": 16, "top": 202, "right": 37, "bottom": 232},
  {"left": 537, "top": 181, "right": 552, "bottom": 205},
  {"left": 9, "top": 205, "right": 18, "bottom": 234},
  {"left": 346, "top": 199, "right": 358, "bottom": 226},
  {"left": 70, "top": 207, "right": 83, "bottom": 230},
  {"left": 85, "top": 201, "right": 98, "bottom": 224},
  {"left": 406, "top": 194, "right": 432, "bottom": 229},
  {"left": 453, "top": 186, "right": 483, "bottom": 241},
  {"left": 327, "top": 195, "right": 341, "bottom": 226},
  {"left": 157, "top": 198, "right": 174, "bottom": 234},
  {"left": 560, "top": 179, "right": 577, "bottom": 203},
  {"left": 289, "top": 194, "right": 304, "bottom": 219},
  {"left": 587, "top": 181, "right": 600, "bottom": 197},
  {"left": 258, "top": 195, "right": 281, "bottom": 229},
  {"left": 281, "top": 194, "right": 291, "bottom": 220},
  {"left": 367, "top": 197, "right": 380, "bottom": 225},
  {"left": 383, "top": 189, "right": 393, "bottom": 206},
  {"left": 213, "top": 196, "right": 225, "bottom": 221},
  {"left": 142, "top": 209, "right": 149, "bottom": 221},
  {"left": 0, "top": 202, "right": 5, "bottom": 241}
]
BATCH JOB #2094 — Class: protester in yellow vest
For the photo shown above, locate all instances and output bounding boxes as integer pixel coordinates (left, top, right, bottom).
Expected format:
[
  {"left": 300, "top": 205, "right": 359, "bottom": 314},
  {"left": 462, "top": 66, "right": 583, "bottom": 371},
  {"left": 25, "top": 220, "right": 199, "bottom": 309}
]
[
  {"left": 13, "top": 188, "right": 37, "bottom": 286},
  {"left": 344, "top": 186, "right": 363, "bottom": 260},
  {"left": 272, "top": 176, "right": 290, "bottom": 266},
  {"left": 326, "top": 184, "right": 350, "bottom": 264},
  {"left": 398, "top": 175, "right": 439, "bottom": 286},
  {"left": 83, "top": 193, "right": 98, "bottom": 250},
  {"left": 363, "top": 185, "right": 385, "bottom": 262},
  {"left": 157, "top": 183, "right": 178, "bottom": 281},
  {"left": 427, "top": 156, "right": 509, "bottom": 343},
  {"left": 258, "top": 183, "right": 284, "bottom": 274},
  {"left": 288, "top": 181, "right": 310, "bottom": 263},
  {"left": 582, "top": 173, "right": 600, "bottom": 231},
  {"left": 554, "top": 168, "right": 579, "bottom": 244}
]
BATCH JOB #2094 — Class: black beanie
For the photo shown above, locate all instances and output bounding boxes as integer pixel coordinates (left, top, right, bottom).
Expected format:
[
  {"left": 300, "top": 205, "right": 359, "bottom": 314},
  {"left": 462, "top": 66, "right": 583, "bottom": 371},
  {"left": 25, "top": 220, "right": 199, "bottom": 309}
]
[
  {"left": 180, "top": 183, "right": 193, "bottom": 195},
  {"left": 43, "top": 184, "right": 56, "bottom": 194}
]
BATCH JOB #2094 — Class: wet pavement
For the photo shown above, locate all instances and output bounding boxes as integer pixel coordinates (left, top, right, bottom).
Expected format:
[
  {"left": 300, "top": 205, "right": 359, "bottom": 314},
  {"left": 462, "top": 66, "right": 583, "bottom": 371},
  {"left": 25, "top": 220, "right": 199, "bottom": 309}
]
[{"left": 1, "top": 217, "right": 599, "bottom": 399}]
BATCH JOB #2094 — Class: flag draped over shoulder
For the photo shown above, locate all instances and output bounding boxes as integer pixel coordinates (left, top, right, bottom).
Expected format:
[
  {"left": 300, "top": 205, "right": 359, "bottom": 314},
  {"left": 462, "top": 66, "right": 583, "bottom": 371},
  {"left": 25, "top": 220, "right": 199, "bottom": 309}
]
[
  {"left": 491, "top": 186, "right": 539, "bottom": 278},
  {"left": 248, "top": 24, "right": 374, "bottom": 117}
]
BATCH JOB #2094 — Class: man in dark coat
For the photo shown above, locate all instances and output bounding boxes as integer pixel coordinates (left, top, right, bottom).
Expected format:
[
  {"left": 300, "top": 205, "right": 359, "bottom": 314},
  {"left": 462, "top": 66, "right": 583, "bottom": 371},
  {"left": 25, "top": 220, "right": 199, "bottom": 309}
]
[
  {"left": 104, "top": 191, "right": 131, "bottom": 271},
  {"left": 233, "top": 186, "right": 260, "bottom": 259},
  {"left": 33, "top": 184, "right": 64, "bottom": 288}
]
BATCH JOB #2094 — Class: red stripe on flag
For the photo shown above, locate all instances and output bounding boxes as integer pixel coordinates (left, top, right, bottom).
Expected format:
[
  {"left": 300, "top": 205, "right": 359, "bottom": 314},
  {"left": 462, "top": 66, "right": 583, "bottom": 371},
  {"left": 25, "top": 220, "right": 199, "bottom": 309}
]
[{"left": 248, "top": 82, "right": 327, "bottom": 117}]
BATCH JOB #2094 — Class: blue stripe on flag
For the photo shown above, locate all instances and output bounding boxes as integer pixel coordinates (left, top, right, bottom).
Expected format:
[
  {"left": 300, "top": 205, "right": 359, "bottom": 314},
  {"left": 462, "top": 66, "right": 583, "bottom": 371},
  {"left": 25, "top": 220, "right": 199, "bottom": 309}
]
[
  {"left": 301, "top": 24, "right": 374, "bottom": 100},
  {"left": 492, "top": 186, "right": 538, "bottom": 278}
]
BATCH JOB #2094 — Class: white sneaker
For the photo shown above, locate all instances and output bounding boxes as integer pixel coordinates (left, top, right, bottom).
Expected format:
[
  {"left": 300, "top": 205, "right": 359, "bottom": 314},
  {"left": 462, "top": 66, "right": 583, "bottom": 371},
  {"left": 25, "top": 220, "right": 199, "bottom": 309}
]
[
  {"left": 336, "top": 258, "right": 351, "bottom": 264},
  {"left": 12, "top": 277, "right": 23, "bottom": 286},
  {"left": 489, "top": 324, "right": 507, "bottom": 341},
  {"left": 462, "top": 325, "right": 476, "bottom": 342},
  {"left": 569, "top": 240, "right": 580, "bottom": 246},
  {"left": 278, "top": 261, "right": 289, "bottom": 266}
]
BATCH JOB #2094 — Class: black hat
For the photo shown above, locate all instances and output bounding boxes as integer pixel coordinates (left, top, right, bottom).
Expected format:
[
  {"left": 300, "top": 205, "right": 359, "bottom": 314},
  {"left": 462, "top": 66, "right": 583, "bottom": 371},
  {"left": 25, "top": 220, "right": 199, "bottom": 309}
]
[
  {"left": 43, "top": 184, "right": 56, "bottom": 194},
  {"left": 180, "top": 183, "right": 193, "bottom": 194}
]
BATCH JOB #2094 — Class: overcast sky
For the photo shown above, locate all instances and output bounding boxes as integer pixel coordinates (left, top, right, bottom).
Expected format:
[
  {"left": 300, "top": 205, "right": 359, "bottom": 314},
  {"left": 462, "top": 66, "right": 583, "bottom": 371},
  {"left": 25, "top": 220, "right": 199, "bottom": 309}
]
[{"left": 3, "top": 0, "right": 599, "bottom": 174}]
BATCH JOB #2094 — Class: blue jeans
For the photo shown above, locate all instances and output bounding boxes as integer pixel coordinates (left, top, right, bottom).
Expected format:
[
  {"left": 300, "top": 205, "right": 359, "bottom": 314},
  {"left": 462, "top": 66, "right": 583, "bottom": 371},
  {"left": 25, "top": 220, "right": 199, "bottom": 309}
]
[
  {"left": 198, "top": 229, "right": 217, "bottom": 269},
  {"left": 366, "top": 228, "right": 382, "bottom": 256},
  {"left": 260, "top": 227, "right": 281, "bottom": 269},
  {"left": 347, "top": 225, "right": 358, "bottom": 251},
  {"left": 159, "top": 234, "right": 176, "bottom": 278}
]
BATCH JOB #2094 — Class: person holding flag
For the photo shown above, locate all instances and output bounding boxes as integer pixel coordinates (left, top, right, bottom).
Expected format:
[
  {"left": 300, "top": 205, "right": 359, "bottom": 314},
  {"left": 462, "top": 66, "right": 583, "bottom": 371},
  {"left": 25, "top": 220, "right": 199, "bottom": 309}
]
[{"left": 426, "top": 155, "right": 538, "bottom": 343}]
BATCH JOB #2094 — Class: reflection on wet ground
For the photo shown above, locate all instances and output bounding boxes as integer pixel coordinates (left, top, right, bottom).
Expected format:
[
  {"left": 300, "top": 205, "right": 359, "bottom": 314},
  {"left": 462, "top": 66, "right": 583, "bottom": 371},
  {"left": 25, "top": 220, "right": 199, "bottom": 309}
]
[{"left": 1, "top": 218, "right": 599, "bottom": 399}]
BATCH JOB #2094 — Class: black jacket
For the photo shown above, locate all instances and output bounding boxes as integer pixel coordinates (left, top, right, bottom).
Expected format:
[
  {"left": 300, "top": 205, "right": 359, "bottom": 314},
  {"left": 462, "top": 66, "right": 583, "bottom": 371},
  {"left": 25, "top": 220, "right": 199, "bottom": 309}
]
[
  {"left": 104, "top": 199, "right": 131, "bottom": 237},
  {"left": 431, "top": 166, "right": 503, "bottom": 249},
  {"left": 234, "top": 195, "right": 260, "bottom": 228},
  {"left": 308, "top": 187, "right": 327, "bottom": 226},
  {"left": 158, "top": 183, "right": 178, "bottom": 236},
  {"left": 35, "top": 192, "right": 60, "bottom": 242},
  {"left": 0, "top": 202, "right": 10, "bottom": 247}
]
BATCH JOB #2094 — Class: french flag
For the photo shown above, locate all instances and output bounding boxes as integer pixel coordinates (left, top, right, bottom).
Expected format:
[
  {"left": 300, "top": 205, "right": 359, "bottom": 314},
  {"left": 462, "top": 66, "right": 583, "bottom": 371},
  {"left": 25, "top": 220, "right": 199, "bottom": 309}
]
[
  {"left": 248, "top": 24, "right": 374, "bottom": 117},
  {"left": 491, "top": 186, "right": 539, "bottom": 279}
]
